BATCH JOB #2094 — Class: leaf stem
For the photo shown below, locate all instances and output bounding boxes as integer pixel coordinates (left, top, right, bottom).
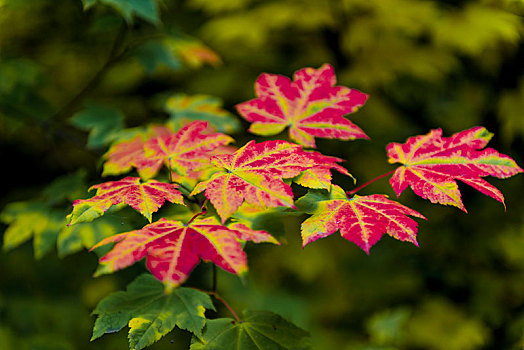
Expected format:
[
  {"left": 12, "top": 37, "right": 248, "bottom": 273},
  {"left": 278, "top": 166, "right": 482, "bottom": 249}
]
[
  {"left": 186, "top": 199, "right": 209, "bottom": 225},
  {"left": 209, "top": 291, "right": 242, "bottom": 323},
  {"left": 212, "top": 264, "right": 217, "bottom": 293},
  {"left": 167, "top": 160, "right": 174, "bottom": 183},
  {"left": 347, "top": 169, "right": 396, "bottom": 195},
  {"left": 191, "top": 286, "right": 242, "bottom": 322}
]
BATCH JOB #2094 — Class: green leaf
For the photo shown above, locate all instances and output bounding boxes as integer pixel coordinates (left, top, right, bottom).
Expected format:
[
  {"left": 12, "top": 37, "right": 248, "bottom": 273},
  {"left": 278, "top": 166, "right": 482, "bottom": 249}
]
[
  {"left": 165, "top": 93, "right": 240, "bottom": 134},
  {"left": 41, "top": 170, "right": 88, "bottom": 205},
  {"left": 82, "top": 0, "right": 160, "bottom": 25},
  {"left": 231, "top": 204, "right": 296, "bottom": 241},
  {"left": 366, "top": 308, "right": 410, "bottom": 345},
  {"left": 190, "top": 310, "right": 311, "bottom": 350},
  {"left": 1, "top": 202, "right": 65, "bottom": 259},
  {"left": 432, "top": 4, "right": 520, "bottom": 56},
  {"left": 294, "top": 188, "right": 333, "bottom": 214},
  {"left": 405, "top": 299, "right": 489, "bottom": 349},
  {"left": 57, "top": 215, "right": 131, "bottom": 258},
  {"left": 91, "top": 274, "right": 215, "bottom": 350},
  {"left": 70, "top": 103, "right": 125, "bottom": 149},
  {"left": 134, "top": 41, "right": 182, "bottom": 74}
]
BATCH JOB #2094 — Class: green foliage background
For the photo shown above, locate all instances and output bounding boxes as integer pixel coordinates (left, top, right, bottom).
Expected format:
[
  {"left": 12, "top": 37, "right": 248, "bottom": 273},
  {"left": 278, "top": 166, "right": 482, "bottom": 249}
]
[{"left": 1, "top": 0, "right": 523, "bottom": 349}]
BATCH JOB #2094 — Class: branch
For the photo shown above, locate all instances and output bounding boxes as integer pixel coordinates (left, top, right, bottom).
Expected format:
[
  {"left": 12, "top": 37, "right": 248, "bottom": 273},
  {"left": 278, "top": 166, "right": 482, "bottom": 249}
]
[{"left": 51, "top": 22, "right": 128, "bottom": 122}]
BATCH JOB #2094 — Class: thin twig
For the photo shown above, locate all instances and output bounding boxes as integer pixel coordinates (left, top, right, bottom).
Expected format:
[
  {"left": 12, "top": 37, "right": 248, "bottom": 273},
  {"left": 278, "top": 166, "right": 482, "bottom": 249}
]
[
  {"left": 186, "top": 199, "right": 209, "bottom": 225},
  {"left": 190, "top": 287, "right": 242, "bottom": 322},
  {"left": 51, "top": 22, "right": 128, "bottom": 122},
  {"left": 212, "top": 264, "right": 217, "bottom": 293},
  {"left": 347, "top": 169, "right": 396, "bottom": 196},
  {"left": 209, "top": 291, "right": 241, "bottom": 323}
]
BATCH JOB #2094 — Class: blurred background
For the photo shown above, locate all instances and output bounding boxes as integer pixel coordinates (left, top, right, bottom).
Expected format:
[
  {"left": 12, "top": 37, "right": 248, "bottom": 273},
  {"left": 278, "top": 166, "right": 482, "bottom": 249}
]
[{"left": 1, "top": 0, "right": 523, "bottom": 349}]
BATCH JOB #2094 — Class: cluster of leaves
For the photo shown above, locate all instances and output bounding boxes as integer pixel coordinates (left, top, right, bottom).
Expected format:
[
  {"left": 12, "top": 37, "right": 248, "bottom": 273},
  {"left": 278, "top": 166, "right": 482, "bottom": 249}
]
[
  {"left": 60, "top": 64, "right": 521, "bottom": 349},
  {"left": 2, "top": 0, "right": 524, "bottom": 349}
]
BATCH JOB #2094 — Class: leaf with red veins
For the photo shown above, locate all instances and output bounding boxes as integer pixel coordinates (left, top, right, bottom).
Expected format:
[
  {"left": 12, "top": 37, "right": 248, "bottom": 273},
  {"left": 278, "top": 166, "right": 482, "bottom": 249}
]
[
  {"left": 143, "top": 121, "right": 234, "bottom": 177},
  {"left": 387, "top": 126, "right": 523, "bottom": 211},
  {"left": 102, "top": 125, "right": 172, "bottom": 179},
  {"left": 191, "top": 140, "right": 317, "bottom": 222},
  {"left": 296, "top": 185, "right": 425, "bottom": 254},
  {"left": 91, "top": 217, "right": 248, "bottom": 287},
  {"left": 294, "top": 152, "right": 353, "bottom": 190},
  {"left": 68, "top": 177, "right": 185, "bottom": 225},
  {"left": 236, "top": 64, "right": 369, "bottom": 148}
]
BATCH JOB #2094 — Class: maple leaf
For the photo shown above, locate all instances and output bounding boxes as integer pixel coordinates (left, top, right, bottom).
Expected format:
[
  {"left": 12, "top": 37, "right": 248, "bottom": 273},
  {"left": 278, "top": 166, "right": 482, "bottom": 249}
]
[
  {"left": 91, "top": 217, "right": 256, "bottom": 288},
  {"left": 1, "top": 201, "right": 65, "bottom": 259},
  {"left": 236, "top": 63, "right": 369, "bottom": 148},
  {"left": 165, "top": 93, "right": 240, "bottom": 134},
  {"left": 92, "top": 274, "right": 214, "bottom": 350},
  {"left": 387, "top": 126, "right": 523, "bottom": 211},
  {"left": 70, "top": 103, "right": 124, "bottom": 149},
  {"left": 169, "top": 144, "right": 238, "bottom": 190},
  {"left": 296, "top": 185, "right": 425, "bottom": 254},
  {"left": 102, "top": 125, "right": 172, "bottom": 178},
  {"left": 102, "top": 121, "right": 233, "bottom": 180},
  {"left": 190, "top": 310, "right": 311, "bottom": 350},
  {"left": 191, "top": 140, "right": 317, "bottom": 222},
  {"left": 58, "top": 215, "right": 132, "bottom": 258},
  {"left": 143, "top": 121, "right": 234, "bottom": 178},
  {"left": 68, "top": 177, "right": 185, "bottom": 225}
]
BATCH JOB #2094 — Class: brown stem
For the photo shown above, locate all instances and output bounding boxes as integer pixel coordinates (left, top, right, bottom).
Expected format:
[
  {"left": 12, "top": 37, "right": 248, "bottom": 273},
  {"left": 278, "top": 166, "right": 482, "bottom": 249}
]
[{"left": 347, "top": 169, "right": 396, "bottom": 196}]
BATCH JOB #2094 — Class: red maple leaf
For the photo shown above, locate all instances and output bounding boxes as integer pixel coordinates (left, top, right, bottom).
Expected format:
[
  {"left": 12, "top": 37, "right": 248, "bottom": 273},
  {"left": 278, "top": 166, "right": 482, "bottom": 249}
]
[
  {"left": 191, "top": 140, "right": 326, "bottom": 222},
  {"left": 297, "top": 185, "right": 425, "bottom": 253},
  {"left": 91, "top": 217, "right": 265, "bottom": 287},
  {"left": 387, "top": 126, "right": 523, "bottom": 211},
  {"left": 143, "top": 121, "right": 233, "bottom": 177},
  {"left": 68, "top": 177, "right": 185, "bottom": 225},
  {"left": 102, "top": 125, "right": 171, "bottom": 178},
  {"left": 236, "top": 63, "right": 369, "bottom": 148},
  {"left": 102, "top": 121, "right": 233, "bottom": 180}
]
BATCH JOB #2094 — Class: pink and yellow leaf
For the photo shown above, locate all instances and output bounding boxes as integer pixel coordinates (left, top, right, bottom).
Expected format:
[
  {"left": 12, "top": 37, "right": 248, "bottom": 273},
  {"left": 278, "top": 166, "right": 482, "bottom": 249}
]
[
  {"left": 298, "top": 185, "right": 425, "bottom": 253},
  {"left": 236, "top": 64, "right": 369, "bottom": 148},
  {"left": 91, "top": 218, "right": 248, "bottom": 287},
  {"left": 387, "top": 126, "right": 523, "bottom": 211},
  {"left": 68, "top": 177, "right": 185, "bottom": 225}
]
